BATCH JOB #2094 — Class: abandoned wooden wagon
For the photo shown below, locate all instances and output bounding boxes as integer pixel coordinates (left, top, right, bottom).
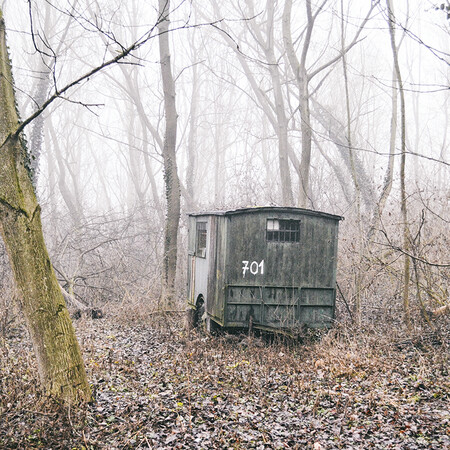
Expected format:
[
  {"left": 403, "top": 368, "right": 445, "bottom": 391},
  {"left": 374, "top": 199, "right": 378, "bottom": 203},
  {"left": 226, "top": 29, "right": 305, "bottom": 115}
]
[{"left": 187, "top": 207, "right": 343, "bottom": 332}]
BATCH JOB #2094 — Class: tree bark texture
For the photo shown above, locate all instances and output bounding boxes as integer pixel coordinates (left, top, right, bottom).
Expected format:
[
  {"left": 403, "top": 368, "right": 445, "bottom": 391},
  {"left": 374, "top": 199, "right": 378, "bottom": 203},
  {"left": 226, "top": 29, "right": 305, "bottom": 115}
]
[
  {"left": 0, "top": 11, "right": 90, "bottom": 402},
  {"left": 158, "top": 0, "right": 180, "bottom": 303}
]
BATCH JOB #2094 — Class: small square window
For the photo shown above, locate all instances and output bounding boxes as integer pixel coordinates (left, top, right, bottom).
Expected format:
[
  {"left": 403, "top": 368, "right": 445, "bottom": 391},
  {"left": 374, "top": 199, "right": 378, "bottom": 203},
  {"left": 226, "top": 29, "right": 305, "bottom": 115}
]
[
  {"left": 196, "top": 222, "right": 207, "bottom": 257},
  {"left": 266, "top": 219, "right": 300, "bottom": 243}
]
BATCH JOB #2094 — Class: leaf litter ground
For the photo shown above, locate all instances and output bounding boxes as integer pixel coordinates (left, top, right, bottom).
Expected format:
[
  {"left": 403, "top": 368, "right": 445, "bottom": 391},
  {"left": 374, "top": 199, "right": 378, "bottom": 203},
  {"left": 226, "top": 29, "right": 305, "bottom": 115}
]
[{"left": 0, "top": 314, "right": 449, "bottom": 449}]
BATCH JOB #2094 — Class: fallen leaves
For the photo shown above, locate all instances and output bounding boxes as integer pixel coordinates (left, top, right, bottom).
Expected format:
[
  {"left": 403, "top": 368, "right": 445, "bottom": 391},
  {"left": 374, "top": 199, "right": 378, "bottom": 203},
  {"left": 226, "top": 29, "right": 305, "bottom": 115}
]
[{"left": 0, "top": 316, "right": 449, "bottom": 448}]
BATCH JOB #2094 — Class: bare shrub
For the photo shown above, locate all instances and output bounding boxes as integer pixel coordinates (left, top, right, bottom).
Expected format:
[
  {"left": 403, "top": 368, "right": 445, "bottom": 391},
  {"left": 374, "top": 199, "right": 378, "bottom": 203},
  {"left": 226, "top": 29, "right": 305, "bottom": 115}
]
[
  {"left": 42, "top": 209, "right": 165, "bottom": 312},
  {"left": 337, "top": 191, "right": 449, "bottom": 331}
]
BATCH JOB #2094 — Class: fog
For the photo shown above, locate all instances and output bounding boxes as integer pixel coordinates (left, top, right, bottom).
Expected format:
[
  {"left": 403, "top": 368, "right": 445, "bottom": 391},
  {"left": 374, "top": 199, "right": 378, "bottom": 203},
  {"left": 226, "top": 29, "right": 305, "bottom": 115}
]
[{"left": 1, "top": 0, "right": 448, "bottom": 317}]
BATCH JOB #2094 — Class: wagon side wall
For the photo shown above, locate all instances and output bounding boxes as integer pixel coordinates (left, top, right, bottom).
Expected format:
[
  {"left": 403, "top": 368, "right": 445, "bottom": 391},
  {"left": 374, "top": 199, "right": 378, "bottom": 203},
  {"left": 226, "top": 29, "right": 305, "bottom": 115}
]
[{"left": 223, "top": 211, "right": 340, "bottom": 329}]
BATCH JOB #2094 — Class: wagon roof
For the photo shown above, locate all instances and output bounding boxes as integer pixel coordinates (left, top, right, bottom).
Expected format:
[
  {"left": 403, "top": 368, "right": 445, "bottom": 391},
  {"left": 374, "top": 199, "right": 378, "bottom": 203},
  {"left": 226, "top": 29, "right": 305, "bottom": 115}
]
[{"left": 188, "top": 206, "right": 343, "bottom": 221}]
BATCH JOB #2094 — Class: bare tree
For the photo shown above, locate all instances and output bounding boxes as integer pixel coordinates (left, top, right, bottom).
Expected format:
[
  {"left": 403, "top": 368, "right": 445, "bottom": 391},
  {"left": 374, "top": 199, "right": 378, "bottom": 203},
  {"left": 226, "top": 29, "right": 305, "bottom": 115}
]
[
  {"left": 283, "top": 0, "right": 378, "bottom": 207},
  {"left": 244, "top": 0, "right": 294, "bottom": 205},
  {"left": 386, "top": 0, "right": 411, "bottom": 327},
  {"left": 159, "top": 0, "right": 181, "bottom": 304},
  {"left": 205, "top": 0, "right": 296, "bottom": 206},
  {"left": 309, "top": 98, "right": 376, "bottom": 211}
]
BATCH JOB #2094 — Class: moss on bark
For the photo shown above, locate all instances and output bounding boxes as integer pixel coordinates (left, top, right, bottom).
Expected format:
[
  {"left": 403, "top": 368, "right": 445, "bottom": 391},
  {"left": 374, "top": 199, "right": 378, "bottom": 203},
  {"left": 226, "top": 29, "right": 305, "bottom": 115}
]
[{"left": 0, "top": 9, "right": 90, "bottom": 402}]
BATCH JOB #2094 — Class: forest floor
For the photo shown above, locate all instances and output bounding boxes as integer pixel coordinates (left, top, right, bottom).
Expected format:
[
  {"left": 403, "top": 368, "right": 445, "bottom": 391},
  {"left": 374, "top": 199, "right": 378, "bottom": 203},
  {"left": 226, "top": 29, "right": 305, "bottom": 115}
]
[{"left": 0, "top": 311, "right": 449, "bottom": 449}]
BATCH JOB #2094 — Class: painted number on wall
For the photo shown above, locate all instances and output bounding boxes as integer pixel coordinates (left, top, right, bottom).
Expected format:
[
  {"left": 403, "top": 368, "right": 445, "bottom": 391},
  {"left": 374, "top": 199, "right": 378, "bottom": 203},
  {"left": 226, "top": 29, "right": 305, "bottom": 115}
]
[{"left": 242, "top": 260, "right": 264, "bottom": 278}]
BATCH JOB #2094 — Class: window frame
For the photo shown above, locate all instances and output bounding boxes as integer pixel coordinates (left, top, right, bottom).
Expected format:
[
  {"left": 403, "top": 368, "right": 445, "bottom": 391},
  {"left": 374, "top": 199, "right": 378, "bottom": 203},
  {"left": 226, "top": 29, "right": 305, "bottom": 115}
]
[
  {"left": 195, "top": 221, "right": 207, "bottom": 258},
  {"left": 266, "top": 218, "right": 300, "bottom": 243}
]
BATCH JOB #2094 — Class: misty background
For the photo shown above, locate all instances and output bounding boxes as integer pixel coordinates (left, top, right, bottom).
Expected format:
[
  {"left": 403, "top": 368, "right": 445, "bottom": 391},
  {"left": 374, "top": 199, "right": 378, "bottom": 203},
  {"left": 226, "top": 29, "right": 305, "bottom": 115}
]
[{"left": 1, "top": 0, "right": 448, "bottom": 324}]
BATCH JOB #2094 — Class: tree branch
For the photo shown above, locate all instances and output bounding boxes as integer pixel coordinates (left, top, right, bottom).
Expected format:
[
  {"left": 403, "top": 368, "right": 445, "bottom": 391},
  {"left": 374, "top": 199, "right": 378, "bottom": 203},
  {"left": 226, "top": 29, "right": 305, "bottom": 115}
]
[
  {"left": 308, "top": 1, "right": 379, "bottom": 81},
  {"left": 377, "top": 229, "right": 450, "bottom": 267},
  {"left": 5, "top": 14, "right": 222, "bottom": 146}
]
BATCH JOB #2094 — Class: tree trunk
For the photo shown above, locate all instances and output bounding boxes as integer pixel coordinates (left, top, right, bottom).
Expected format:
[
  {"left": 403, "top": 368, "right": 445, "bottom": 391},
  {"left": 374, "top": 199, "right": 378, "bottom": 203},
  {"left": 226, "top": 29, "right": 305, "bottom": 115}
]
[
  {"left": 368, "top": 65, "right": 397, "bottom": 240},
  {"left": 29, "top": 58, "right": 49, "bottom": 187},
  {"left": 283, "top": 0, "right": 377, "bottom": 209},
  {"left": 159, "top": 0, "right": 180, "bottom": 305},
  {"left": 283, "top": 0, "right": 314, "bottom": 208},
  {"left": 243, "top": 0, "right": 294, "bottom": 206},
  {"left": 186, "top": 62, "right": 199, "bottom": 211},
  {"left": 208, "top": 0, "right": 295, "bottom": 206},
  {"left": 341, "top": 0, "right": 363, "bottom": 324},
  {"left": 369, "top": 9, "right": 408, "bottom": 240},
  {"left": 28, "top": 0, "right": 79, "bottom": 188},
  {"left": 0, "top": 11, "right": 90, "bottom": 402},
  {"left": 386, "top": 0, "right": 411, "bottom": 328}
]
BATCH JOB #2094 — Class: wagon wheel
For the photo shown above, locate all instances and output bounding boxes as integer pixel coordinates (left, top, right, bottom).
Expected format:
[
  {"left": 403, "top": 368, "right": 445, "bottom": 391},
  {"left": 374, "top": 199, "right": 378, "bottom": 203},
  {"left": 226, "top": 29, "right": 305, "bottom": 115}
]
[{"left": 193, "top": 296, "right": 205, "bottom": 328}]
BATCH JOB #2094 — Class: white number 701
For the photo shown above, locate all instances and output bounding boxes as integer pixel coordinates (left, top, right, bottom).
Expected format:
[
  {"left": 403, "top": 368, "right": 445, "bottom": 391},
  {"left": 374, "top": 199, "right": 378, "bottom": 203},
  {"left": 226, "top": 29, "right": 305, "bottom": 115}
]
[{"left": 242, "top": 260, "right": 264, "bottom": 277}]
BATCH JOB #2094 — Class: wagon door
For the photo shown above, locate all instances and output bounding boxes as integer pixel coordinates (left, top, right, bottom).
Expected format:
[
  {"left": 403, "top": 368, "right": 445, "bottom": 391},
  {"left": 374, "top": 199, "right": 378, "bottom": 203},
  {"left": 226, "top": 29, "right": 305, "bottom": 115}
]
[{"left": 188, "top": 220, "right": 209, "bottom": 309}]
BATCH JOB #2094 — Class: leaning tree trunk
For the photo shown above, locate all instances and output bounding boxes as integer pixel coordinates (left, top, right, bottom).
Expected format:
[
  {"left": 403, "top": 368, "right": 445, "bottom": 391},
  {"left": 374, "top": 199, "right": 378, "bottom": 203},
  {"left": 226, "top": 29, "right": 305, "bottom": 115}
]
[
  {"left": 0, "top": 10, "right": 90, "bottom": 402},
  {"left": 159, "top": 0, "right": 180, "bottom": 305}
]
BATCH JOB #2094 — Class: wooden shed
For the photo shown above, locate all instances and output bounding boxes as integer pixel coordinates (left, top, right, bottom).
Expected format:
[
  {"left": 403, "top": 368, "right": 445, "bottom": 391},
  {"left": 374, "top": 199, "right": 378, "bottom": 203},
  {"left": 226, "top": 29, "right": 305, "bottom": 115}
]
[{"left": 187, "top": 207, "right": 343, "bottom": 332}]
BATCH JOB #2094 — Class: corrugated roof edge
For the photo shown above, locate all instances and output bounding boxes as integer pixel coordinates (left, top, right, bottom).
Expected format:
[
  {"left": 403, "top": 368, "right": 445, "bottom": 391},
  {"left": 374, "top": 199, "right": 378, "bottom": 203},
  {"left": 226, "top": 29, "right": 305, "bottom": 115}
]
[{"left": 187, "top": 206, "right": 344, "bottom": 221}]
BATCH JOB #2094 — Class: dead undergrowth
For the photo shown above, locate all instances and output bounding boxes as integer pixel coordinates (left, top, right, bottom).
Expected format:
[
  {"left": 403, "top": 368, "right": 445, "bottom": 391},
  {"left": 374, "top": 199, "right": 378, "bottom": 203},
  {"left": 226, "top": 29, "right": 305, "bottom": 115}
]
[{"left": 0, "top": 313, "right": 449, "bottom": 449}]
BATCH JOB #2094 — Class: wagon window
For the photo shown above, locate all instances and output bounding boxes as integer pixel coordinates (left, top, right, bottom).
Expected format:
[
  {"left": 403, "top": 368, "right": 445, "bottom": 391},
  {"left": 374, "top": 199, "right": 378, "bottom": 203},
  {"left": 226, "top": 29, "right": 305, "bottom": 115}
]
[
  {"left": 196, "top": 222, "right": 207, "bottom": 257},
  {"left": 266, "top": 219, "right": 300, "bottom": 242}
]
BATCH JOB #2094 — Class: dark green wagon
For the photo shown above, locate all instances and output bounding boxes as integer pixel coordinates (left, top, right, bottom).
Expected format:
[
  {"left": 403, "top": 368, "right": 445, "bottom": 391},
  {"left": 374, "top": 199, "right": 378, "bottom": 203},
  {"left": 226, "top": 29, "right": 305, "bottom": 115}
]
[{"left": 187, "top": 207, "right": 343, "bottom": 332}]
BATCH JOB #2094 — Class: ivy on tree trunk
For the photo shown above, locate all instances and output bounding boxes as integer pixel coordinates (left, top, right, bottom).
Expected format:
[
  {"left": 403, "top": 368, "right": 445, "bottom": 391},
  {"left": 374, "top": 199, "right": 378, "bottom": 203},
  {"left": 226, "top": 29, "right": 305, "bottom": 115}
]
[{"left": 158, "top": 0, "right": 181, "bottom": 305}]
